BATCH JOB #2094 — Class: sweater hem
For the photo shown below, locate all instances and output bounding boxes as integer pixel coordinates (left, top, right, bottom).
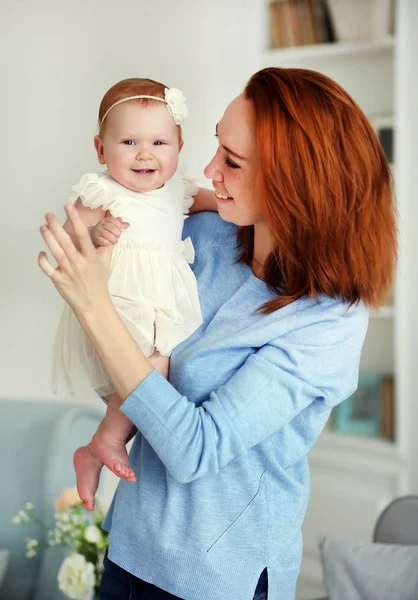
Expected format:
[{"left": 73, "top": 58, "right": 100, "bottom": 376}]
[{"left": 107, "top": 541, "right": 265, "bottom": 600}]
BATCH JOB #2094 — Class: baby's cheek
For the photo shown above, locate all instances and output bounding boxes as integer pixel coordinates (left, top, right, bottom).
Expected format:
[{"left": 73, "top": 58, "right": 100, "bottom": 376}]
[{"left": 163, "top": 150, "right": 180, "bottom": 177}]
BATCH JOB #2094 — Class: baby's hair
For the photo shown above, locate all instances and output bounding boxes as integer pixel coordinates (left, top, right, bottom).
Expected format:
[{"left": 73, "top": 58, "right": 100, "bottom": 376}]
[{"left": 98, "top": 78, "right": 183, "bottom": 144}]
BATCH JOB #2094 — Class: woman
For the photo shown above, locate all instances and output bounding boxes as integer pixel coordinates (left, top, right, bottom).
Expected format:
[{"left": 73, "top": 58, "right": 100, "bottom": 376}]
[{"left": 39, "top": 68, "right": 396, "bottom": 600}]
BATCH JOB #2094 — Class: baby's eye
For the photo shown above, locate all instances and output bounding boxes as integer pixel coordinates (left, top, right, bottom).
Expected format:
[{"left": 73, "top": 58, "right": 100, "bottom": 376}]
[
  {"left": 153, "top": 140, "right": 165, "bottom": 146},
  {"left": 123, "top": 140, "right": 135, "bottom": 146}
]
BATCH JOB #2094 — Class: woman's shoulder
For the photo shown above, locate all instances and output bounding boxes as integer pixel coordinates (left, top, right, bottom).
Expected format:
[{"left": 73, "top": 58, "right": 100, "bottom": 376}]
[
  {"left": 295, "top": 294, "right": 369, "bottom": 321},
  {"left": 182, "top": 212, "right": 238, "bottom": 248},
  {"left": 286, "top": 295, "right": 369, "bottom": 347}
]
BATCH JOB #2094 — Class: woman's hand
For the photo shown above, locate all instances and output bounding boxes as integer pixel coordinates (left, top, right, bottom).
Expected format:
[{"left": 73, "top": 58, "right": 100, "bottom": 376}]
[{"left": 38, "top": 204, "right": 113, "bottom": 317}]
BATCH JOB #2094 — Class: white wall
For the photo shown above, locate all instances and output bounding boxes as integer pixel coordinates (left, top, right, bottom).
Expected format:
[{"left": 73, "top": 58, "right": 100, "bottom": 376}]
[
  {"left": 0, "top": 0, "right": 254, "bottom": 401},
  {"left": 395, "top": 0, "right": 418, "bottom": 492}
]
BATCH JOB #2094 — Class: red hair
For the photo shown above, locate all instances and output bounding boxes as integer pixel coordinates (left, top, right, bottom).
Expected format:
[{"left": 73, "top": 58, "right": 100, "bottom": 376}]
[
  {"left": 242, "top": 67, "right": 397, "bottom": 313},
  {"left": 98, "top": 78, "right": 183, "bottom": 144}
]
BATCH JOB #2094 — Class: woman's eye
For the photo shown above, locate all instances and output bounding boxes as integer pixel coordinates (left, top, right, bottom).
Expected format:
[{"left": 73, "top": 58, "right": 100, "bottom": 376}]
[
  {"left": 224, "top": 156, "right": 239, "bottom": 169},
  {"left": 153, "top": 140, "right": 164, "bottom": 146},
  {"left": 123, "top": 140, "right": 135, "bottom": 146}
]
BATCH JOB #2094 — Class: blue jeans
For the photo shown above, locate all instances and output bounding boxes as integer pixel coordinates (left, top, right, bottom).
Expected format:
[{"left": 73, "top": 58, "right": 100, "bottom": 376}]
[{"left": 99, "top": 551, "right": 268, "bottom": 599}]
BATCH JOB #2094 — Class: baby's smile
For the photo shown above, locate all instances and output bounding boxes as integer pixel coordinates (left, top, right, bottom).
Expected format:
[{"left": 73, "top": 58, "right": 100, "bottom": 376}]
[{"left": 132, "top": 168, "right": 157, "bottom": 174}]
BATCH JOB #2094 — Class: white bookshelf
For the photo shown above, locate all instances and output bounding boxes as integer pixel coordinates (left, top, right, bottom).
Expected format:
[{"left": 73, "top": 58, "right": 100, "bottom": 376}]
[
  {"left": 370, "top": 304, "right": 394, "bottom": 319},
  {"left": 247, "top": 1, "right": 417, "bottom": 598},
  {"left": 261, "top": 35, "right": 395, "bottom": 64}
]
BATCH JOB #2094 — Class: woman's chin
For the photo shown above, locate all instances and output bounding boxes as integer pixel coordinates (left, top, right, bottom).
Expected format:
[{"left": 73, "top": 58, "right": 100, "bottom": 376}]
[
  {"left": 217, "top": 207, "right": 242, "bottom": 226},
  {"left": 216, "top": 199, "right": 235, "bottom": 214}
]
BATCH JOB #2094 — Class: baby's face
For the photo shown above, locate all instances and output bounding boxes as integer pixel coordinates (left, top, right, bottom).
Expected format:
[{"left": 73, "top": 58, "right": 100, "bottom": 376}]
[{"left": 95, "top": 101, "right": 181, "bottom": 193}]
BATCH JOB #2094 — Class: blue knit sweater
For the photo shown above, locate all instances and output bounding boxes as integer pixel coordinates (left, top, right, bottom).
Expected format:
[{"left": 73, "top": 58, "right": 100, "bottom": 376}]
[{"left": 102, "top": 211, "right": 369, "bottom": 600}]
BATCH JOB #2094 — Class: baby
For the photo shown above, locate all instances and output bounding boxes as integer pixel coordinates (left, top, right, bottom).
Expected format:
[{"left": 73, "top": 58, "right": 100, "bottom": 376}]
[{"left": 52, "top": 78, "right": 205, "bottom": 509}]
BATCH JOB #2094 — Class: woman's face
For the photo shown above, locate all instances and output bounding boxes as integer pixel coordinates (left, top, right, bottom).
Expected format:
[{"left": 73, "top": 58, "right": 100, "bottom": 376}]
[{"left": 204, "top": 95, "right": 264, "bottom": 227}]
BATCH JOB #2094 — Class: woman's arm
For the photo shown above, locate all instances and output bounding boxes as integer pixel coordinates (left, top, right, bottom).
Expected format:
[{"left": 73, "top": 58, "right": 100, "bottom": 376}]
[
  {"left": 78, "top": 299, "right": 154, "bottom": 400},
  {"left": 189, "top": 187, "right": 218, "bottom": 214},
  {"left": 119, "top": 307, "right": 367, "bottom": 483}
]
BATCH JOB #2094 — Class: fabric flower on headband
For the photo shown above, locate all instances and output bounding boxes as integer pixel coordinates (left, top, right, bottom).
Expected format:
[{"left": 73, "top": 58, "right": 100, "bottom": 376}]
[{"left": 165, "top": 88, "right": 188, "bottom": 125}]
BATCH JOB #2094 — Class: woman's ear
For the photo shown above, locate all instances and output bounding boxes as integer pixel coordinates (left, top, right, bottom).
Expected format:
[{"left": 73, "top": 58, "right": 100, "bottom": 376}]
[{"left": 94, "top": 136, "right": 106, "bottom": 165}]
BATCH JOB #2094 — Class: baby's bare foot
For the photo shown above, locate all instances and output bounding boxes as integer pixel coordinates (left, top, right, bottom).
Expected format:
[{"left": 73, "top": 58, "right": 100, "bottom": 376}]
[
  {"left": 73, "top": 445, "right": 102, "bottom": 511},
  {"left": 89, "top": 430, "right": 136, "bottom": 483},
  {"left": 73, "top": 433, "right": 136, "bottom": 511}
]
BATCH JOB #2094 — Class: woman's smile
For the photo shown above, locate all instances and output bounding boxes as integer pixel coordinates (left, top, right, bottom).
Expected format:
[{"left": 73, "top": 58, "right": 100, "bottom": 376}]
[{"left": 214, "top": 188, "right": 233, "bottom": 202}]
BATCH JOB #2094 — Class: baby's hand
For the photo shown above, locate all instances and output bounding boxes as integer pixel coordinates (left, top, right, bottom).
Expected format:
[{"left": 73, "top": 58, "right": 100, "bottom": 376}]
[{"left": 90, "top": 211, "right": 130, "bottom": 247}]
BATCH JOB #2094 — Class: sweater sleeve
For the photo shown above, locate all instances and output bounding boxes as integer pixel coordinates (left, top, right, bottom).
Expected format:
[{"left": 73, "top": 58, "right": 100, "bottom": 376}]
[{"left": 121, "top": 304, "right": 368, "bottom": 483}]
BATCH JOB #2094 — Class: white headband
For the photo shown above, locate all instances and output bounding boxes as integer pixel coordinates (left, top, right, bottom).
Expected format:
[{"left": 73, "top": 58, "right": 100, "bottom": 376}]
[{"left": 100, "top": 87, "right": 188, "bottom": 127}]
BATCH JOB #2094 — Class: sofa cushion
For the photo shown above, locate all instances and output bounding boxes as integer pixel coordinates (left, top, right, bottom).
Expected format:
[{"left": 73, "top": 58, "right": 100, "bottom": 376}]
[
  {"left": 0, "top": 550, "right": 9, "bottom": 589},
  {"left": 318, "top": 535, "right": 418, "bottom": 600}
]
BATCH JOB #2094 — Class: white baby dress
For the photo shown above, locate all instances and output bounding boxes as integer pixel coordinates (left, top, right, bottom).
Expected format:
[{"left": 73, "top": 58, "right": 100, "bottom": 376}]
[{"left": 52, "top": 170, "right": 203, "bottom": 397}]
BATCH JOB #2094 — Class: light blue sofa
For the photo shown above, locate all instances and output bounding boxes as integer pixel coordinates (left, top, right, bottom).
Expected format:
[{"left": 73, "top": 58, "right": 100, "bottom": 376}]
[{"left": 0, "top": 398, "right": 103, "bottom": 600}]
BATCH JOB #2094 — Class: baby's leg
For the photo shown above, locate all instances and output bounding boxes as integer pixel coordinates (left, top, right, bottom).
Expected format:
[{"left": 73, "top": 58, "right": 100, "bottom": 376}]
[
  {"left": 74, "top": 393, "right": 135, "bottom": 511},
  {"left": 74, "top": 352, "right": 169, "bottom": 511}
]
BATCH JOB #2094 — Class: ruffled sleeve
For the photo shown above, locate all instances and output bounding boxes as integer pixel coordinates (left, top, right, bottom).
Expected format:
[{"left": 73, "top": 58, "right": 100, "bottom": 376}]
[
  {"left": 178, "top": 165, "right": 198, "bottom": 215},
  {"left": 68, "top": 173, "right": 125, "bottom": 217}
]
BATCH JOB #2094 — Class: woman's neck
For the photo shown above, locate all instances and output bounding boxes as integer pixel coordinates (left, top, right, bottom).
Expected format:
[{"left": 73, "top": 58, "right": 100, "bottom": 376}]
[
  {"left": 253, "top": 222, "right": 273, "bottom": 265},
  {"left": 251, "top": 222, "right": 273, "bottom": 278}
]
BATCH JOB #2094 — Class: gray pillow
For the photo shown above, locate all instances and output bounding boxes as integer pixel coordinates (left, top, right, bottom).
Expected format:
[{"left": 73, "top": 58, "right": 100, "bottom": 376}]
[
  {"left": 318, "top": 535, "right": 418, "bottom": 600},
  {"left": 0, "top": 549, "right": 10, "bottom": 588}
]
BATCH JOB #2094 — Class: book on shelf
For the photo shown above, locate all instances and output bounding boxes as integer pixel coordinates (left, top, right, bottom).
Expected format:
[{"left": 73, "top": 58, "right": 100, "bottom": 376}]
[
  {"left": 380, "top": 374, "right": 395, "bottom": 441},
  {"left": 268, "top": 0, "right": 336, "bottom": 50},
  {"left": 327, "top": 0, "right": 395, "bottom": 43},
  {"left": 329, "top": 372, "right": 395, "bottom": 442}
]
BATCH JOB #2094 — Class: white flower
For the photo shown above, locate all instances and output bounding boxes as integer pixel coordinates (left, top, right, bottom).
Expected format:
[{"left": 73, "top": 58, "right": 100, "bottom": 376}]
[
  {"left": 25, "top": 502, "right": 34, "bottom": 510},
  {"left": 25, "top": 538, "right": 39, "bottom": 558},
  {"left": 57, "top": 553, "right": 95, "bottom": 600},
  {"left": 48, "top": 526, "right": 63, "bottom": 545},
  {"left": 12, "top": 515, "right": 21, "bottom": 524},
  {"left": 164, "top": 87, "right": 188, "bottom": 124},
  {"left": 96, "top": 550, "right": 106, "bottom": 574},
  {"left": 84, "top": 525, "right": 102, "bottom": 545},
  {"left": 59, "top": 511, "right": 70, "bottom": 523}
]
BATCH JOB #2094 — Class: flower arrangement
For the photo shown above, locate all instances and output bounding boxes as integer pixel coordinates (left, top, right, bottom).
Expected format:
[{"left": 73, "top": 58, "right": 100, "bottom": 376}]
[{"left": 13, "top": 487, "right": 108, "bottom": 600}]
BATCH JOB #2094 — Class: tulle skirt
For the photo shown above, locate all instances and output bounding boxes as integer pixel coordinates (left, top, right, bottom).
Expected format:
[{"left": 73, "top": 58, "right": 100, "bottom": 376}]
[{"left": 51, "top": 237, "right": 202, "bottom": 398}]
